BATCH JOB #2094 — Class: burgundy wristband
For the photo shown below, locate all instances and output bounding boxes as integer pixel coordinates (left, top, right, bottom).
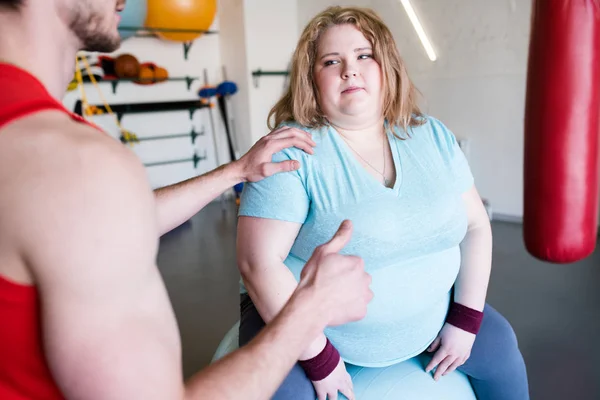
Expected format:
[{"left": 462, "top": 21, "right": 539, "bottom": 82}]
[
  {"left": 298, "top": 339, "right": 340, "bottom": 381},
  {"left": 445, "top": 301, "right": 484, "bottom": 335}
]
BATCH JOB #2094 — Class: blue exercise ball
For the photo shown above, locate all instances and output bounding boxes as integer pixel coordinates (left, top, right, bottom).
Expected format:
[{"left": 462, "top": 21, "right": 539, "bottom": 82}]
[
  {"left": 344, "top": 357, "right": 476, "bottom": 400},
  {"left": 118, "top": 0, "right": 147, "bottom": 40},
  {"left": 212, "top": 322, "right": 477, "bottom": 400}
]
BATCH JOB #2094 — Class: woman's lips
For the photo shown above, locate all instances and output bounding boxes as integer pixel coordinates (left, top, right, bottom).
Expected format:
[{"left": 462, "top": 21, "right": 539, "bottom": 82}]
[{"left": 342, "top": 86, "right": 363, "bottom": 94}]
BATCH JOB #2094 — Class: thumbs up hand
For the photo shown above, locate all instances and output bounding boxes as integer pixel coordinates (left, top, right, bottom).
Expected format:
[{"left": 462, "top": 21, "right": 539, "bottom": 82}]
[{"left": 298, "top": 220, "right": 373, "bottom": 327}]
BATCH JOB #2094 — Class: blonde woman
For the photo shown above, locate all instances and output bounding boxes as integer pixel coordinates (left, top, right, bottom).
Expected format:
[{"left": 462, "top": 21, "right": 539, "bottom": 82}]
[{"left": 236, "top": 6, "right": 529, "bottom": 400}]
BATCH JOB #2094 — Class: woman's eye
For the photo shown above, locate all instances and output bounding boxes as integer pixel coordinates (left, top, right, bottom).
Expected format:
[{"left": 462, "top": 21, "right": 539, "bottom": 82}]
[
  {"left": 358, "top": 54, "right": 373, "bottom": 60},
  {"left": 324, "top": 60, "right": 339, "bottom": 66}
]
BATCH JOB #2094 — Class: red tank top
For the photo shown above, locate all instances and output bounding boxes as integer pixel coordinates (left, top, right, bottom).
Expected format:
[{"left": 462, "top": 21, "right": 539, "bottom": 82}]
[{"left": 0, "top": 62, "right": 95, "bottom": 400}]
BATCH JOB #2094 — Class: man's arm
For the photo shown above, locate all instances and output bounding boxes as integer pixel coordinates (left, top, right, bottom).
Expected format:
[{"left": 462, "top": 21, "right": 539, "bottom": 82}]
[
  {"left": 185, "top": 286, "right": 325, "bottom": 399},
  {"left": 236, "top": 217, "right": 329, "bottom": 360},
  {"left": 154, "top": 163, "right": 240, "bottom": 235},
  {"left": 188, "top": 220, "right": 371, "bottom": 400},
  {"left": 14, "top": 128, "right": 184, "bottom": 399},
  {"left": 12, "top": 118, "right": 369, "bottom": 400},
  {"left": 154, "top": 126, "right": 316, "bottom": 235}
]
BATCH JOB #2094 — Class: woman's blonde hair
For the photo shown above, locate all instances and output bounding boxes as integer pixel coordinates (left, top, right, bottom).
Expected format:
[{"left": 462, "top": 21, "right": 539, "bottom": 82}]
[{"left": 267, "top": 6, "right": 424, "bottom": 133}]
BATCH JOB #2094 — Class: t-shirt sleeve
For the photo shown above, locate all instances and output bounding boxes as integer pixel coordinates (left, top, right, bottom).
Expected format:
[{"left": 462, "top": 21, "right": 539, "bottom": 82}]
[
  {"left": 237, "top": 150, "right": 310, "bottom": 224},
  {"left": 428, "top": 117, "right": 474, "bottom": 194}
]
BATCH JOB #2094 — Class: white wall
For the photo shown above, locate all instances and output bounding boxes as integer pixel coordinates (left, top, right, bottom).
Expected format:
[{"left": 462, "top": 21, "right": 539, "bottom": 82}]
[
  {"left": 218, "top": 0, "right": 253, "bottom": 156},
  {"left": 62, "top": 1, "right": 550, "bottom": 219},
  {"left": 63, "top": 1, "right": 302, "bottom": 192},
  {"left": 63, "top": 12, "right": 231, "bottom": 190},
  {"left": 298, "top": 0, "right": 533, "bottom": 218},
  {"left": 244, "top": 0, "right": 299, "bottom": 145}
]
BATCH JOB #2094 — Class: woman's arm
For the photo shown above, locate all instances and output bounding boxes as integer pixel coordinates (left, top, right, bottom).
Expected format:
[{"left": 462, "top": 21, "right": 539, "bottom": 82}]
[
  {"left": 425, "top": 184, "right": 492, "bottom": 379},
  {"left": 236, "top": 216, "right": 328, "bottom": 360},
  {"left": 454, "top": 185, "right": 493, "bottom": 311}
]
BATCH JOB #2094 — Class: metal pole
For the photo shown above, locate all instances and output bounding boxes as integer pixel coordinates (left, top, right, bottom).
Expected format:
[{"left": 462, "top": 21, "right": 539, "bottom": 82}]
[{"left": 204, "top": 68, "right": 227, "bottom": 213}]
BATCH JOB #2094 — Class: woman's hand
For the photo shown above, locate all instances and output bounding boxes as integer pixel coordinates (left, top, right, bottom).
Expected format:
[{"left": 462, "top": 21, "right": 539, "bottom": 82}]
[
  {"left": 425, "top": 323, "right": 476, "bottom": 381},
  {"left": 312, "top": 358, "right": 354, "bottom": 400}
]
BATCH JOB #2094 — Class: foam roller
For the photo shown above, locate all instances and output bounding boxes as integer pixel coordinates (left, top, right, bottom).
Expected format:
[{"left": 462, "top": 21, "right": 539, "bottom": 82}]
[{"left": 523, "top": 0, "right": 600, "bottom": 263}]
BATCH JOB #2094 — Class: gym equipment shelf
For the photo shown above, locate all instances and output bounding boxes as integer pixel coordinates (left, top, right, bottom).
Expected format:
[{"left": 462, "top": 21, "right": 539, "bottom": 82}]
[
  {"left": 120, "top": 128, "right": 205, "bottom": 145},
  {"left": 74, "top": 99, "right": 212, "bottom": 122},
  {"left": 119, "top": 26, "right": 219, "bottom": 35},
  {"left": 144, "top": 151, "right": 207, "bottom": 169},
  {"left": 251, "top": 69, "right": 290, "bottom": 88},
  {"left": 108, "top": 76, "right": 199, "bottom": 93},
  {"left": 118, "top": 26, "right": 219, "bottom": 60}
]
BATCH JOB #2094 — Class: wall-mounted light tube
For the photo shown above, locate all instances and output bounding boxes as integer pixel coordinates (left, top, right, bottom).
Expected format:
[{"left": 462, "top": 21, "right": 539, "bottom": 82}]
[{"left": 399, "top": 0, "right": 437, "bottom": 61}]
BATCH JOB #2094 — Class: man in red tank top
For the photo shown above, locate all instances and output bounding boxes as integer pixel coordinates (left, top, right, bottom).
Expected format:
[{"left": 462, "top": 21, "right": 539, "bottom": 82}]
[{"left": 0, "top": 0, "right": 373, "bottom": 399}]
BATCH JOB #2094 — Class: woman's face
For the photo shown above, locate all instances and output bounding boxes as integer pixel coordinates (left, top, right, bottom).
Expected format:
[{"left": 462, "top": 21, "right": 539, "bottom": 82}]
[{"left": 313, "top": 24, "right": 384, "bottom": 129}]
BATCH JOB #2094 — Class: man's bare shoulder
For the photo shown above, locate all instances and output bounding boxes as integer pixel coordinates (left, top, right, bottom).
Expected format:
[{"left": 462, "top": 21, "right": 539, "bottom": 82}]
[
  {"left": 0, "top": 110, "right": 156, "bottom": 277},
  {"left": 0, "top": 110, "right": 150, "bottom": 215},
  {"left": 0, "top": 117, "right": 183, "bottom": 400},
  {"left": 0, "top": 110, "right": 148, "bottom": 196},
  {"left": 0, "top": 110, "right": 134, "bottom": 171}
]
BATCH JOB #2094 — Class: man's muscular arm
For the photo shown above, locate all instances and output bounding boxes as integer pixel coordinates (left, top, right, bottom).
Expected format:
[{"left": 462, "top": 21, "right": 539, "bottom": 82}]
[
  {"left": 186, "top": 219, "right": 371, "bottom": 400},
  {"left": 8, "top": 115, "right": 370, "bottom": 400},
  {"left": 12, "top": 119, "right": 184, "bottom": 399},
  {"left": 154, "top": 126, "right": 316, "bottom": 236}
]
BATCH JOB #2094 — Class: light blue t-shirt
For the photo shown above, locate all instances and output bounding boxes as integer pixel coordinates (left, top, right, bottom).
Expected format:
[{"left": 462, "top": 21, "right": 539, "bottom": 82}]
[{"left": 238, "top": 115, "right": 474, "bottom": 368}]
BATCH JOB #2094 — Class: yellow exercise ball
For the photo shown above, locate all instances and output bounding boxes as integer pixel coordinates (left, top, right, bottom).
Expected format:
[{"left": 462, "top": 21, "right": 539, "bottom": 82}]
[{"left": 145, "top": 0, "right": 217, "bottom": 42}]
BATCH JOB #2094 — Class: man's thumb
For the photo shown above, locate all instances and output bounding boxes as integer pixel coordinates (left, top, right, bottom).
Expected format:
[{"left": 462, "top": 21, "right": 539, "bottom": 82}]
[{"left": 322, "top": 220, "right": 353, "bottom": 254}]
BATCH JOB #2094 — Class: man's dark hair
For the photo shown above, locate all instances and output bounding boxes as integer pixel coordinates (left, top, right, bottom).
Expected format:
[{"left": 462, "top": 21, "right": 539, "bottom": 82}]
[{"left": 0, "top": 0, "right": 23, "bottom": 10}]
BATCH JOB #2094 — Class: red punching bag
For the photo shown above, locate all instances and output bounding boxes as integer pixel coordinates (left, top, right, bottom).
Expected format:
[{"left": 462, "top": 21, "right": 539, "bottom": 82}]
[{"left": 523, "top": 0, "right": 600, "bottom": 263}]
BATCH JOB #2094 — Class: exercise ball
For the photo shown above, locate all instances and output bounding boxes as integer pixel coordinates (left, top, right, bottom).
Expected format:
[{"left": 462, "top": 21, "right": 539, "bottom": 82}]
[
  {"left": 115, "top": 54, "right": 141, "bottom": 79},
  {"left": 118, "top": 0, "right": 147, "bottom": 40},
  {"left": 136, "top": 63, "right": 156, "bottom": 85},
  {"left": 212, "top": 322, "right": 477, "bottom": 400},
  {"left": 154, "top": 66, "right": 169, "bottom": 82},
  {"left": 145, "top": 0, "right": 217, "bottom": 42}
]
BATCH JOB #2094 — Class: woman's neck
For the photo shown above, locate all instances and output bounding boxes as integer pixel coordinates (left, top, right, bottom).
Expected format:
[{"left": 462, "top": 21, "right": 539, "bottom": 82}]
[{"left": 331, "top": 119, "right": 386, "bottom": 146}]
